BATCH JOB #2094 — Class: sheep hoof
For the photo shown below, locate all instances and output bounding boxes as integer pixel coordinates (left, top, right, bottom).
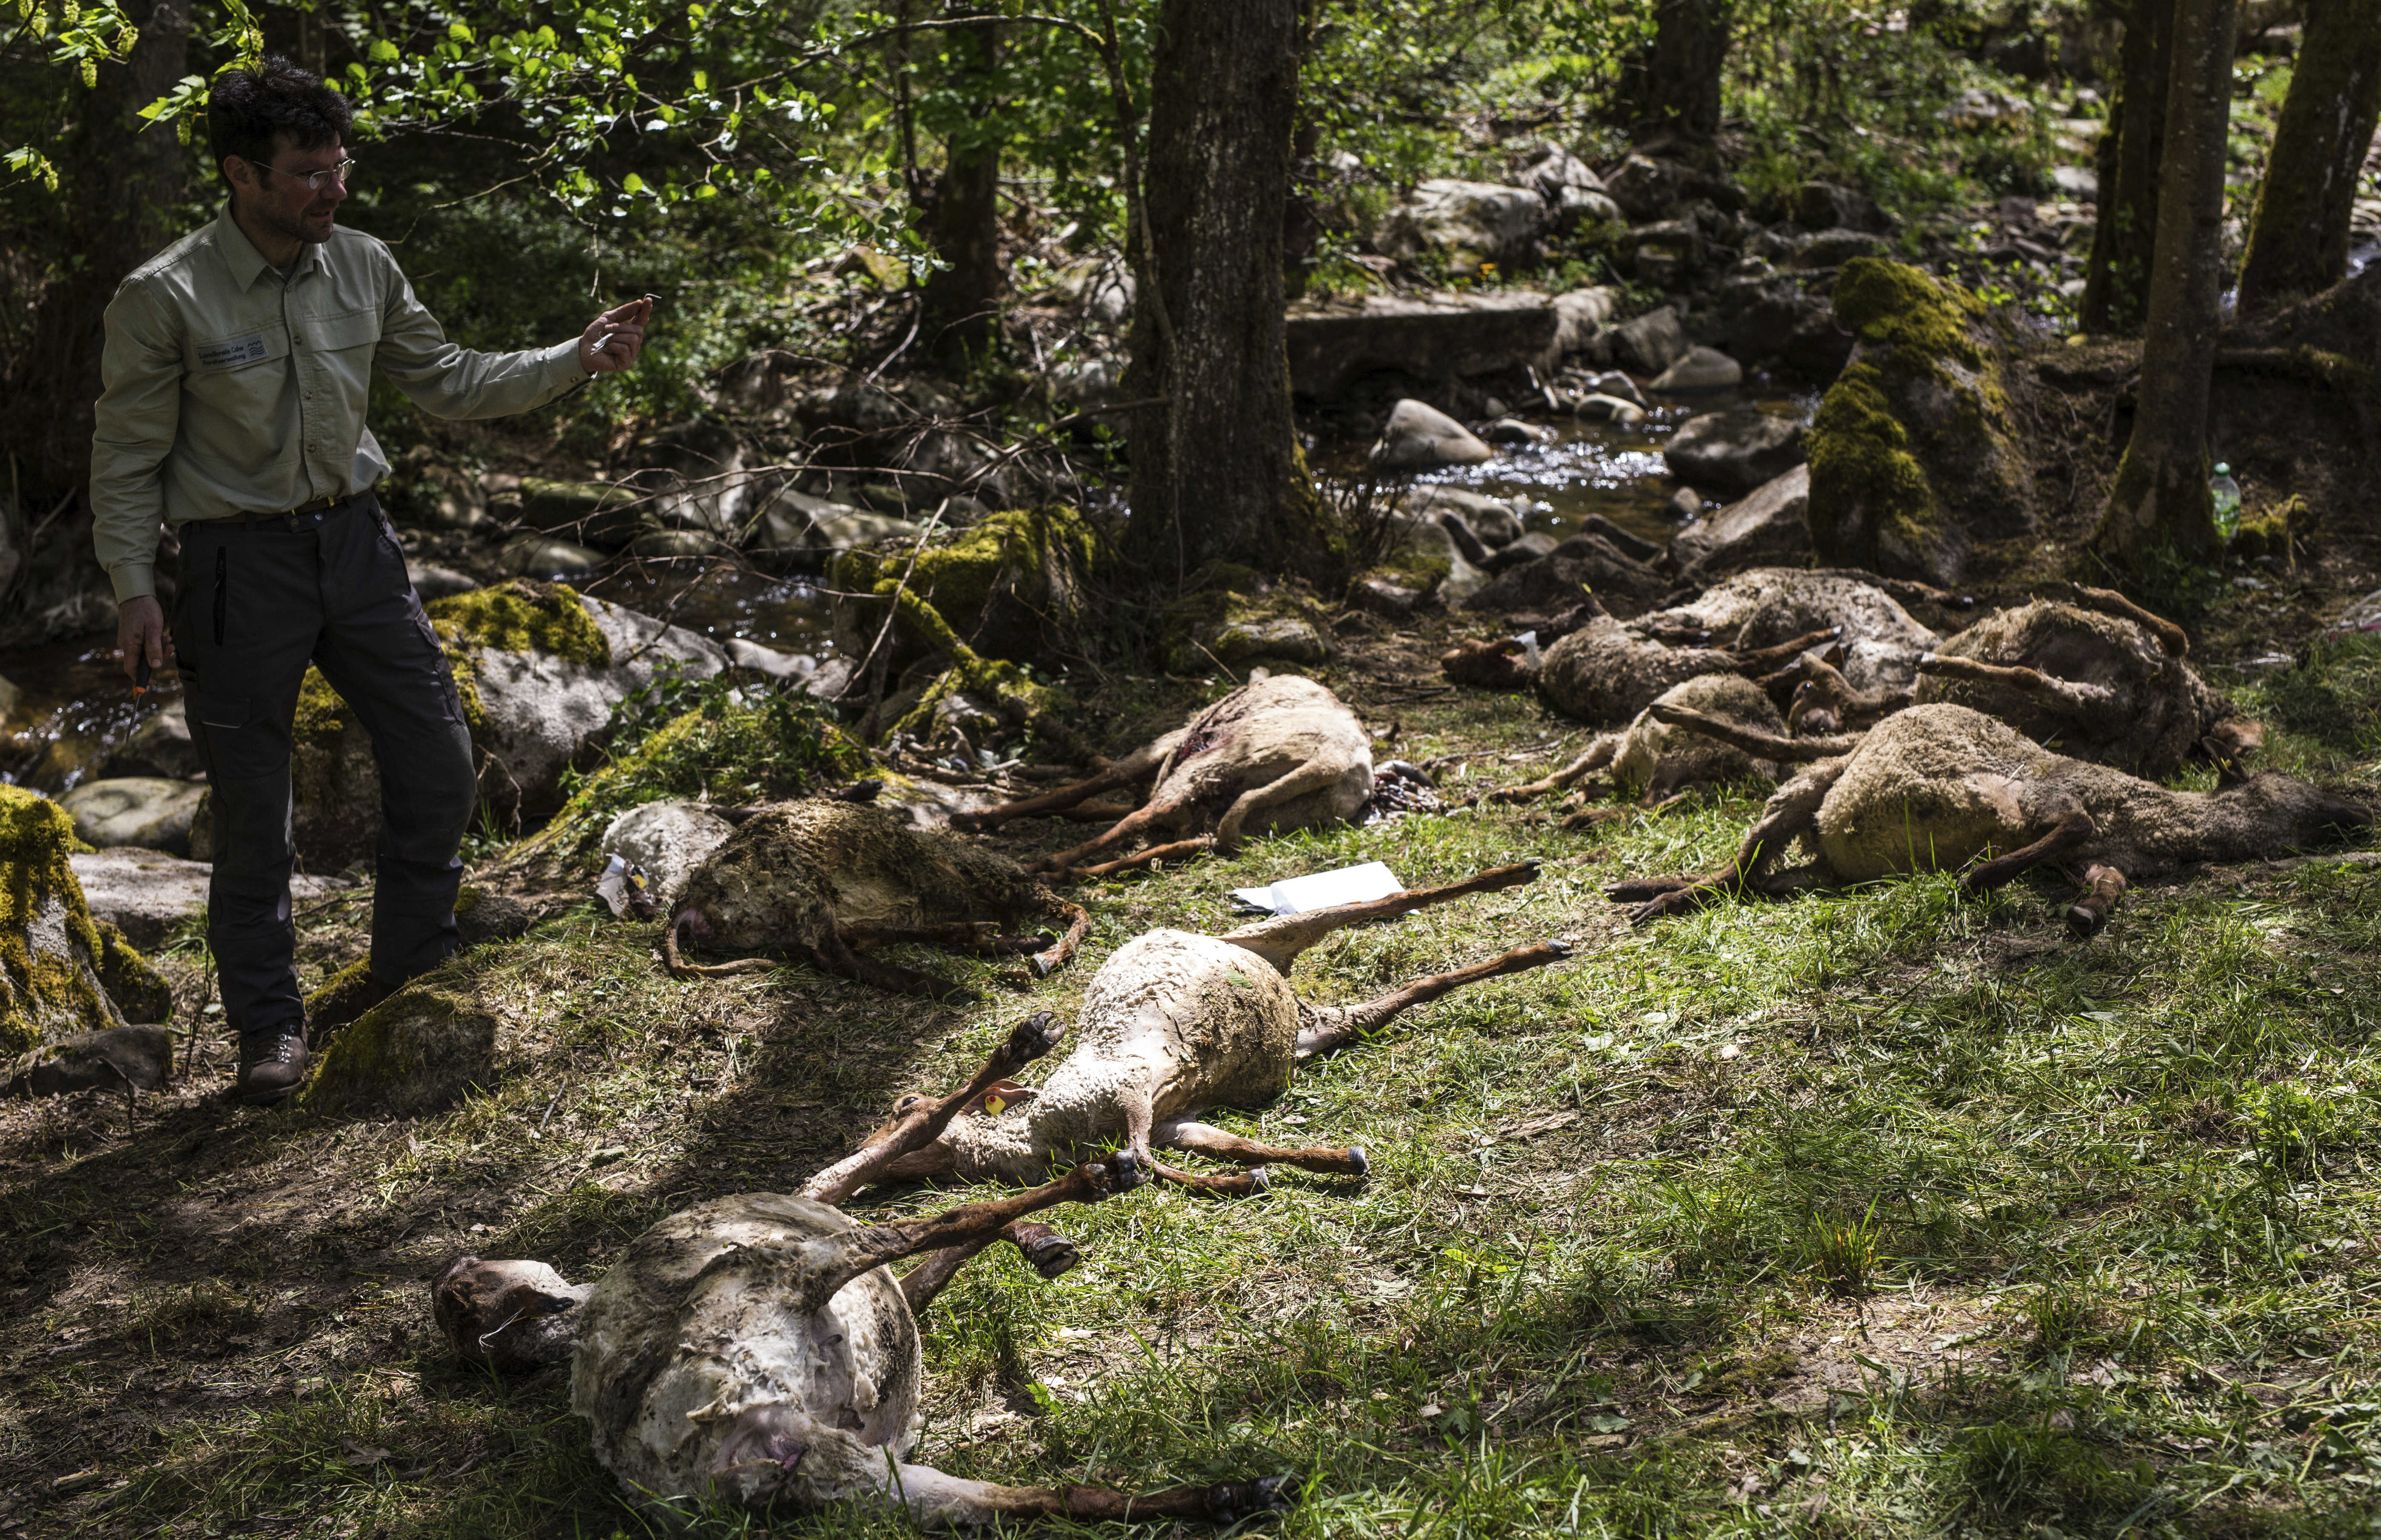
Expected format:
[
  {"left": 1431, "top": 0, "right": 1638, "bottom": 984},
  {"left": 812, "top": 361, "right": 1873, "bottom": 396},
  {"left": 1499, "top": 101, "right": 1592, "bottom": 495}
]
[
  {"left": 1346, "top": 1147, "right": 1369, "bottom": 1179},
  {"left": 2065, "top": 903, "right": 2111, "bottom": 939},
  {"left": 1007, "top": 1011, "right": 1064, "bottom": 1062},
  {"left": 1247, "top": 1166, "right": 1272, "bottom": 1195},
  {"left": 1102, "top": 1150, "right": 1145, "bottom": 1194},
  {"left": 1546, "top": 939, "right": 1572, "bottom": 959},
  {"left": 1021, "top": 1233, "right": 1080, "bottom": 1280},
  {"left": 1232, "top": 1474, "right": 1300, "bottom": 1515}
]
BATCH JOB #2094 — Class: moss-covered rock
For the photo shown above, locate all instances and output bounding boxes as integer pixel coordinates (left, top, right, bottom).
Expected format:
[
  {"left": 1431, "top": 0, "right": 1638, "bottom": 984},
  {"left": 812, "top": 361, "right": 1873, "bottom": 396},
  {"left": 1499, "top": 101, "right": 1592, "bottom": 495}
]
[
  {"left": 1805, "top": 258, "right": 2036, "bottom": 585},
  {"left": 426, "top": 579, "right": 612, "bottom": 670},
  {"left": 830, "top": 507, "right": 1100, "bottom": 670},
  {"left": 2232, "top": 495, "right": 2305, "bottom": 561},
  {"left": 1158, "top": 564, "right": 1333, "bottom": 676},
  {"left": 298, "top": 983, "right": 499, "bottom": 1116},
  {"left": 1, "top": 787, "right": 123, "bottom": 1056},
  {"left": 95, "top": 922, "right": 172, "bottom": 1025},
  {"left": 854, "top": 585, "right": 1082, "bottom": 755}
]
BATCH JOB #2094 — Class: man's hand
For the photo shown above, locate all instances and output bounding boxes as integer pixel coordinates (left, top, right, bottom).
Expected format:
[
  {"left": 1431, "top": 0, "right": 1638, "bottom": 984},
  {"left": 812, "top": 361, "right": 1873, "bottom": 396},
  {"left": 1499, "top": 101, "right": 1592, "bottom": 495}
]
[
  {"left": 579, "top": 297, "right": 653, "bottom": 375},
  {"left": 117, "top": 595, "right": 173, "bottom": 682}
]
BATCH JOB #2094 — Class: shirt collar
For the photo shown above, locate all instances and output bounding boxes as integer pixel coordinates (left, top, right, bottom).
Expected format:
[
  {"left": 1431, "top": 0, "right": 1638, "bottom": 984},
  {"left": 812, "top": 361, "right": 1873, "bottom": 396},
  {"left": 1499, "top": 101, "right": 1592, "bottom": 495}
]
[{"left": 212, "top": 201, "right": 327, "bottom": 290}]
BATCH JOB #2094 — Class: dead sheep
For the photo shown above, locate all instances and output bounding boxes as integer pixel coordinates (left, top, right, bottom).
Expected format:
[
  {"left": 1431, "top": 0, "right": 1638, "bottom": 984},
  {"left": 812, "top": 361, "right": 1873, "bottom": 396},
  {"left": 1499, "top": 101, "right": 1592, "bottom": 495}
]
[
  {"left": 1492, "top": 673, "right": 1789, "bottom": 820},
  {"left": 662, "top": 799, "right": 1089, "bottom": 999},
  {"left": 1912, "top": 588, "right": 2258, "bottom": 778},
  {"left": 860, "top": 862, "right": 1570, "bottom": 1194},
  {"left": 1611, "top": 702, "right": 2369, "bottom": 934},
  {"left": 955, "top": 671, "right": 1372, "bottom": 877},
  {"left": 430, "top": 1019, "right": 1295, "bottom": 1528}
]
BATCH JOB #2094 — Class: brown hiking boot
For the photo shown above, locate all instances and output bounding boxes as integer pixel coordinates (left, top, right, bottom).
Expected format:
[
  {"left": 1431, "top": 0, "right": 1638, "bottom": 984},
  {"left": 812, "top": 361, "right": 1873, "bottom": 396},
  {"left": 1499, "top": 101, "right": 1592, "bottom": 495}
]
[{"left": 235, "top": 1027, "right": 310, "bottom": 1105}]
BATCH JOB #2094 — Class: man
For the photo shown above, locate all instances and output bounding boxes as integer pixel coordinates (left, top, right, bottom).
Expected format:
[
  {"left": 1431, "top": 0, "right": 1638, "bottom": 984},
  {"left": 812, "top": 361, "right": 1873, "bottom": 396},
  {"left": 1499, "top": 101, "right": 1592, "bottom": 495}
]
[{"left": 91, "top": 56, "right": 649, "bottom": 1105}]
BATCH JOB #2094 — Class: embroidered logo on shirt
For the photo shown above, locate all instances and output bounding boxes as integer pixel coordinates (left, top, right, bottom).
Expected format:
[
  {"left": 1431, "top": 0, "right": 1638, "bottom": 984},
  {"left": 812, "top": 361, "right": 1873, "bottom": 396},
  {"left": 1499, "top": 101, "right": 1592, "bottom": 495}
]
[{"left": 197, "top": 335, "right": 269, "bottom": 369}]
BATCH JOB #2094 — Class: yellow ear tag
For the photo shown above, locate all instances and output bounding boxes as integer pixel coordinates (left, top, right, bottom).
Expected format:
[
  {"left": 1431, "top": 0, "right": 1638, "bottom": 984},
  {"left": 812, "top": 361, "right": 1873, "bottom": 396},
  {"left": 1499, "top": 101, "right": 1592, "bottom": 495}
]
[{"left": 983, "top": 1093, "right": 1007, "bottom": 1116}]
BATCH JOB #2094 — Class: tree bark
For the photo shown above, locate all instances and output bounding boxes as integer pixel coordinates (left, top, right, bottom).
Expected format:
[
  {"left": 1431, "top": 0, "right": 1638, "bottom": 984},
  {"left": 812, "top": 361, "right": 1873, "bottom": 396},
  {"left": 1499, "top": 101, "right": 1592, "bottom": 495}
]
[
  {"left": 917, "top": 13, "right": 1004, "bottom": 364},
  {"left": 1630, "top": 0, "right": 1732, "bottom": 146},
  {"left": 0, "top": 0, "right": 191, "bottom": 642},
  {"left": 1121, "top": 0, "right": 1321, "bottom": 584},
  {"left": 2092, "top": 0, "right": 2239, "bottom": 563},
  {"left": 2236, "top": 0, "right": 2381, "bottom": 314},
  {"left": 2080, "top": 0, "right": 2175, "bottom": 335}
]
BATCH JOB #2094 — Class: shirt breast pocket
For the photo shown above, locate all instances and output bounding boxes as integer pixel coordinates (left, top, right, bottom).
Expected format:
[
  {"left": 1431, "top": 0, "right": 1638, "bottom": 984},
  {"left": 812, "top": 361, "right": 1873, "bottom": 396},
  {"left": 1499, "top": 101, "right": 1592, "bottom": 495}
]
[
  {"left": 185, "top": 323, "right": 290, "bottom": 417},
  {"left": 310, "top": 306, "right": 381, "bottom": 408}
]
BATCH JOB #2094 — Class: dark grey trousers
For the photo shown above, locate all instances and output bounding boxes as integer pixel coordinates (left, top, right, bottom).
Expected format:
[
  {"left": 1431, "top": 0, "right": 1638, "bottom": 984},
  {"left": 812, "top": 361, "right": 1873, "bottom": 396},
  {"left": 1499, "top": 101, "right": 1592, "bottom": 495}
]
[{"left": 170, "top": 492, "right": 477, "bottom": 1045}]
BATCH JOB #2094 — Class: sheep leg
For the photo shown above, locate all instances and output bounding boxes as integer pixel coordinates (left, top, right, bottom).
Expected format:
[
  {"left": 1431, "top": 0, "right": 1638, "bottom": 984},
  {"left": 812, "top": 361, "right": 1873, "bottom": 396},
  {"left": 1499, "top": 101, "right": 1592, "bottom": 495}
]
[
  {"left": 1213, "top": 755, "right": 1355, "bottom": 852},
  {"left": 1220, "top": 860, "right": 1544, "bottom": 973},
  {"left": 1026, "top": 897, "right": 1091, "bottom": 977},
  {"left": 662, "top": 913, "right": 782, "bottom": 979},
  {"left": 2066, "top": 582, "right": 2189, "bottom": 656},
  {"left": 1729, "top": 626, "right": 1842, "bottom": 673},
  {"left": 807, "top": 1153, "right": 1145, "bottom": 1305},
  {"left": 949, "top": 742, "right": 1171, "bottom": 834},
  {"left": 1147, "top": 1155, "right": 1269, "bottom": 1197},
  {"left": 1647, "top": 701, "right": 1862, "bottom": 761},
  {"left": 814, "top": 927, "right": 977, "bottom": 1002},
  {"left": 1034, "top": 790, "right": 1201, "bottom": 873},
  {"left": 1295, "top": 939, "right": 1573, "bottom": 1054},
  {"left": 1489, "top": 734, "right": 1619, "bottom": 804},
  {"left": 1914, "top": 654, "right": 2116, "bottom": 717},
  {"left": 1047, "top": 836, "right": 1216, "bottom": 882},
  {"left": 1615, "top": 759, "right": 1844, "bottom": 923},
  {"left": 847, "top": 1463, "right": 1296, "bottom": 1528},
  {"left": 898, "top": 1220, "right": 1080, "bottom": 1312},
  {"left": 1155, "top": 1118, "right": 1370, "bottom": 1178},
  {"left": 1957, "top": 807, "right": 2097, "bottom": 893},
  {"left": 802, "top": 1011, "right": 1069, "bottom": 1205},
  {"left": 2065, "top": 863, "right": 2128, "bottom": 937}
]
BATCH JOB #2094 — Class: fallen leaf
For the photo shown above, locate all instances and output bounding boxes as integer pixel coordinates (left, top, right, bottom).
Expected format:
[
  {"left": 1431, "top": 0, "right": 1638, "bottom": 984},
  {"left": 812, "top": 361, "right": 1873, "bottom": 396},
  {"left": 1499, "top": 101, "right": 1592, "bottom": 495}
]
[{"left": 342, "top": 1440, "right": 394, "bottom": 1467}]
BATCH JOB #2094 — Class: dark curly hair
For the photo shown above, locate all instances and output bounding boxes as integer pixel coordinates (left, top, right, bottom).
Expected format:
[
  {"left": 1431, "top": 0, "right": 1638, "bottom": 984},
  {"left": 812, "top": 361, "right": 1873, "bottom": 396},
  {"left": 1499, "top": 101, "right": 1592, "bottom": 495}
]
[{"left": 207, "top": 55, "right": 351, "bottom": 189}]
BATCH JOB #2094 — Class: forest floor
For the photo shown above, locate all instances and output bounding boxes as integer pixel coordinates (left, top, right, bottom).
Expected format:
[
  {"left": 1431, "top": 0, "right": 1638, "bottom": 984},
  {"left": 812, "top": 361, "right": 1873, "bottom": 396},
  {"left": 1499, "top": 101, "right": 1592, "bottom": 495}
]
[{"left": 4, "top": 552, "right": 2381, "bottom": 1540}]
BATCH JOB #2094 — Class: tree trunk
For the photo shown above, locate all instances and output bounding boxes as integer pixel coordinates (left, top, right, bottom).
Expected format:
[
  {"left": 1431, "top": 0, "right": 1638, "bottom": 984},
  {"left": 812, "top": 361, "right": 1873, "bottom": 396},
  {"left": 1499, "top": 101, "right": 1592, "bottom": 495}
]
[
  {"left": 2092, "top": 0, "right": 2239, "bottom": 563},
  {"left": 2236, "top": 0, "right": 2381, "bottom": 313},
  {"left": 1631, "top": 0, "right": 1732, "bottom": 146},
  {"left": 1121, "top": 0, "right": 1321, "bottom": 584},
  {"left": 0, "top": 0, "right": 191, "bottom": 643},
  {"left": 918, "top": 14, "right": 1004, "bottom": 364},
  {"left": 2080, "top": 0, "right": 2175, "bottom": 335}
]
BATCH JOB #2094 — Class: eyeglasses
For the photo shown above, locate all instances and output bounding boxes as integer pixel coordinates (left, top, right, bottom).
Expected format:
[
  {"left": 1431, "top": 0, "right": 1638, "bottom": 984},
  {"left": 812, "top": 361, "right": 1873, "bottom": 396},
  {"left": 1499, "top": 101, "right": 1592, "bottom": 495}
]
[{"left": 256, "top": 157, "right": 358, "bottom": 192}]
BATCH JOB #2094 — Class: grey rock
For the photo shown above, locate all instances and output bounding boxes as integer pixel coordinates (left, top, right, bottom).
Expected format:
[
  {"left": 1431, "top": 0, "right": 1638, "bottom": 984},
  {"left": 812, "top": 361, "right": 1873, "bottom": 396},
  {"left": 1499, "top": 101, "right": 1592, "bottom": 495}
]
[
  {"left": 5, "top": 1024, "right": 174, "bottom": 1098},
  {"left": 1701, "top": 274, "right": 1855, "bottom": 380},
  {"left": 1209, "top": 616, "right": 1329, "bottom": 667},
  {"left": 1464, "top": 535, "right": 1666, "bottom": 612},
  {"left": 626, "top": 529, "right": 737, "bottom": 560},
  {"left": 97, "top": 700, "right": 201, "bottom": 781},
  {"left": 1483, "top": 531, "right": 1558, "bottom": 573},
  {"left": 1551, "top": 286, "right": 1622, "bottom": 353},
  {"left": 1667, "top": 486, "right": 1705, "bottom": 523},
  {"left": 1554, "top": 184, "right": 1623, "bottom": 228},
  {"left": 1652, "top": 346, "right": 1745, "bottom": 392},
  {"left": 600, "top": 799, "right": 736, "bottom": 903},
  {"left": 1792, "top": 228, "right": 1891, "bottom": 269},
  {"left": 69, "top": 848, "right": 341, "bottom": 950},
  {"left": 1382, "top": 179, "right": 1546, "bottom": 271},
  {"left": 1523, "top": 142, "right": 1605, "bottom": 201},
  {"left": 1583, "top": 370, "right": 1648, "bottom": 408},
  {"left": 1372, "top": 399, "right": 1494, "bottom": 467},
  {"left": 1794, "top": 182, "right": 1893, "bottom": 235},
  {"left": 1609, "top": 306, "right": 1690, "bottom": 375},
  {"left": 1671, "top": 464, "right": 1814, "bottom": 582},
  {"left": 1396, "top": 487, "right": 1524, "bottom": 547},
  {"left": 751, "top": 489, "right": 927, "bottom": 561},
  {"left": 724, "top": 638, "right": 817, "bottom": 681},
  {"left": 1622, "top": 220, "right": 1704, "bottom": 286},
  {"left": 1285, "top": 291, "right": 1560, "bottom": 399},
  {"left": 407, "top": 561, "right": 478, "bottom": 601},
  {"left": 1480, "top": 418, "right": 1555, "bottom": 446},
  {"left": 495, "top": 534, "right": 608, "bottom": 579},
  {"left": 501, "top": 478, "right": 645, "bottom": 549},
  {"left": 2048, "top": 164, "right": 2098, "bottom": 200},
  {"left": 1351, "top": 575, "right": 1424, "bottom": 617},
  {"left": 1574, "top": 393, "right": 1647, "bottom": 425},
  {"left": 1665, "top": 410, "right": 1808, "bottom": 494},
  {"left": 60, "top": 777, "right": 205, "bottom": 856},
  {"left": 1603, "top": 155, "right": 1690, "bottom": 220}
]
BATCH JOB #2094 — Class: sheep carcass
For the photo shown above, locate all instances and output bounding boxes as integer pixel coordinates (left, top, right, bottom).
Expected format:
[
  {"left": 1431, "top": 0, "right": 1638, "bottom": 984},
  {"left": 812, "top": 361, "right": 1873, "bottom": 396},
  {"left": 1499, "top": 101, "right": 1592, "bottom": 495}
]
[
  {"left": 1612, "top": 702, "right": 2368, "bottom": 934},
  {"left": 862, "top": 862, "right": 1570, "bottom": 1194},
  {"left": 662, "top": 798, "right": 1089, "bottom": 999},
  {"left": 955, "top": 672, "right": 1372, "bottom": 877},
  {"left": 431, "top": 1019, "right": 1294, "bottom": 1527}
]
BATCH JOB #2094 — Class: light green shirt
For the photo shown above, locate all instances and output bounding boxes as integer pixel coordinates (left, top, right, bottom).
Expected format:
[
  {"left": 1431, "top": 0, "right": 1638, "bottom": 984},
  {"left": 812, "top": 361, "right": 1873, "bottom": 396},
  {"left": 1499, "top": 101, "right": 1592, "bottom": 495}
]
[{"left": 90, "top": 204, "right": 590, "bottom": 602}]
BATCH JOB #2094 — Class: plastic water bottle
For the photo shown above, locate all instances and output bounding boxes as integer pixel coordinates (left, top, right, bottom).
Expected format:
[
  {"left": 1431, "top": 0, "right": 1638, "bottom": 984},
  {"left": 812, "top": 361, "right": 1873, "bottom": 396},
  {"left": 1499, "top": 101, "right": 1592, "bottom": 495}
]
[{"left": 2210, "top": 463, "right": 2242, "bottom": 540}]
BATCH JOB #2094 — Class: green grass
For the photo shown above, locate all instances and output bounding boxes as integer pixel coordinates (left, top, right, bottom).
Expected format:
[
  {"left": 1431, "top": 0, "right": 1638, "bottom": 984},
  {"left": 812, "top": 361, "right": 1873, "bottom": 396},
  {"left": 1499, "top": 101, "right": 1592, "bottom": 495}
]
[{"left": 4, "top": 650, "right": 2380, "bottom": 1539}]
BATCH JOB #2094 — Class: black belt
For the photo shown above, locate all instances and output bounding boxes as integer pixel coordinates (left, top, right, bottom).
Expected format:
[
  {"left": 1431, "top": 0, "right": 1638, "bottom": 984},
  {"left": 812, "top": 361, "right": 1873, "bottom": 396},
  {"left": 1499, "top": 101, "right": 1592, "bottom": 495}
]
[{"left": 233, "top": 489, "right": 363, "bottom": 528}]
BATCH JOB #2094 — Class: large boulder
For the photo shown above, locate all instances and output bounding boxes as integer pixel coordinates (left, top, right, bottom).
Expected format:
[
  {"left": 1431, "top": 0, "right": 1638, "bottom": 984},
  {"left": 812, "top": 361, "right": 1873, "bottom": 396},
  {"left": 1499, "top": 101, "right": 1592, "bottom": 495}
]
[
  {"left": 1665, "top": 410, "right": 1808, "bottom": 494},
  {"left": 749, "top": 488, "right": 926, "bottom": 567},
  {"left": 1795, "top": 181, "right": 1894, "bottom": 235},
  {"left": 830, "top": 506, "right": 1100, "bottom": 674},
  {"left": 1700, "top": 273, "right": 1856, "bottom": 380},
  {"left": 4, "top": 1023, "right": 175, "bottom": 1098},
  {"left": 59, "top": 777, "right": 206, "bottom": 856},
  {"left": 1371, "top": 399, "right": 1494, "bottom": 468},
  {"left": 0, "top": 788, "right": 166, "bottom": 1055},
  {"left": 70, "top": 847, "right": 339, "bottom": 950},
  {"left": 1804, "top": 258, "right": 2037, "bottom": 585},
  {"left": 1463, "top": 535, "right": 1666, "bottom": 612},
  {"left": 1608, "top": 306, "right": 1690, "bottom": 376},
  {"left": 1552, "top": 286, "right": 1622, "bottom": 353},
  {"left": 1284, "top": 291, "right": 1561, "bottom": 399},
  {"left": 1651, "top": 346, "right": 1744, "bottom": 393},
  {"left": 1671, "top": 465, "right": 1813, "bottom": 582},
  {"left": 1602, "top": 155, "right": 1691, "bottom": 220},
  {"left": 1382, "top": 180, "right": 1546, "bottom": 273}
]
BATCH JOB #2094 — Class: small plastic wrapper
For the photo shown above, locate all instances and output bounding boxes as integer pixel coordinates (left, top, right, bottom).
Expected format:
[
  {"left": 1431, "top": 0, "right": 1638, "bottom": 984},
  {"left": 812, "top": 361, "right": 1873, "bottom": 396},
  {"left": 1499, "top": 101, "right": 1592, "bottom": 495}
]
[
  {"left": 1232, "top": 861, "right": 1403, "bottom": 916},
  {"left": 596, "top": 853, "right": 652, "bottom": 919}
]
